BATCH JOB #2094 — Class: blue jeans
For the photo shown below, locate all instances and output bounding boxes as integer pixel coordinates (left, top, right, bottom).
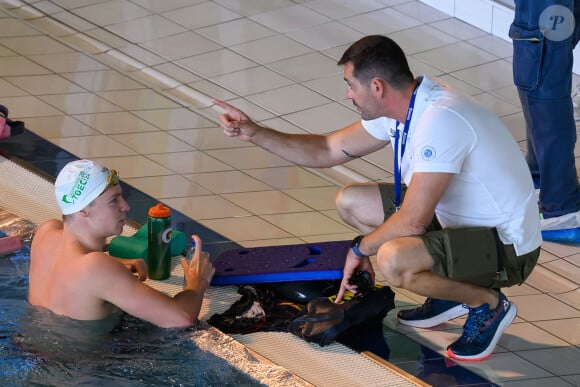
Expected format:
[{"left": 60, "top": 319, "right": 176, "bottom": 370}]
[{"left": 510, "top": 0, "right": 580, "bottom": 218}]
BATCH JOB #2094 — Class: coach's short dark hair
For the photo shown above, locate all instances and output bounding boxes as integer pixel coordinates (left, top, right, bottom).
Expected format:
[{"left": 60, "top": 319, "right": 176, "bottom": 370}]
[{"left": 338, "top": 35, "right": 413, "bottom": 90}]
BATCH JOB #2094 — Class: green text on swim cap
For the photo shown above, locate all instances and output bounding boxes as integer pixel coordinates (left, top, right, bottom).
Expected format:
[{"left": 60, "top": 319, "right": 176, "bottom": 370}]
[{"left": 61, "top": 170, "right": 90, "bottom": 205}]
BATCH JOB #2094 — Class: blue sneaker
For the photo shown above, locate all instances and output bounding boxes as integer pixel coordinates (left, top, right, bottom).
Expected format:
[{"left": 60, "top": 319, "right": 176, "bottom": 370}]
[
  {"left": 542, "top": 227, "right": 580, "bottom": 243},
  {"left": 446, "top": 292, "right": 516, "bottom": 361},
  {"left": 397, "top": 298, "right": 468, "bottom": 328},
  {"left": 541, "top": 210, "right": 580, "bottom": 243}
]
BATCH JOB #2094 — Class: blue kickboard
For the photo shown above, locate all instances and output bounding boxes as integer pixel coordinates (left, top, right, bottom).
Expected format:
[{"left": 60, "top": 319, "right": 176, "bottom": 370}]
[{"left": 210, "top": 240, "right": 351, "bottom": 286}]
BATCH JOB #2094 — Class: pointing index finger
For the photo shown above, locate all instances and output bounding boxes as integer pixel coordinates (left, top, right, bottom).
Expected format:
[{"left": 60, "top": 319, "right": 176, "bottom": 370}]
[{"left": 212, "top": 98, "right": 231, "bottom": 111}]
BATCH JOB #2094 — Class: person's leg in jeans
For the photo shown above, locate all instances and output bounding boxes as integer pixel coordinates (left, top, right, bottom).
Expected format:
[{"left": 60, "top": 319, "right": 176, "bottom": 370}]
[{"left": 511, "top": 0, "right": 580, "bottom": 241}]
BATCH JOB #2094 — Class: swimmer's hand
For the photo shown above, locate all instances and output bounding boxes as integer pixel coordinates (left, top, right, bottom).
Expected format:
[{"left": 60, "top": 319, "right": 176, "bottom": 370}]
[
  {"left": 182, "top": 235, "right": 215, "bottom": 291},
  {"left": 118, "top": 258, "right": 147, "bottom": 281}
]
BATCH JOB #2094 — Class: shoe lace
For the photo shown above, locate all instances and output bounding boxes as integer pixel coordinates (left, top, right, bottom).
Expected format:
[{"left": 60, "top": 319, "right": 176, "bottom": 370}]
[
  {"left": 460, "top": 307, "right": 489, "bottom": 343},
  {"left": 414, "top": 297, "right": 435, "bottom": 313},
  {"left": 414, "top": 297, "right": 465, "bottom": 314}
]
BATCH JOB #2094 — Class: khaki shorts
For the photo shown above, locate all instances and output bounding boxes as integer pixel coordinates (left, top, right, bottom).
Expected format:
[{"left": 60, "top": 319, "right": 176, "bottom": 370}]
[
  {"left": 378, "top": 183, "right": 441, "bottom": 230},
  {"left": 378, "top": 183, "right": 539, "bottom": 288}
]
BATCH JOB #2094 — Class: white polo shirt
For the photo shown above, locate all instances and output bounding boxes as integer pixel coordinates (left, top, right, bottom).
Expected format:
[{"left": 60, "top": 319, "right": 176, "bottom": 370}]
[{"left": 362, "top": 75, "right": 542, "bottom": 256}]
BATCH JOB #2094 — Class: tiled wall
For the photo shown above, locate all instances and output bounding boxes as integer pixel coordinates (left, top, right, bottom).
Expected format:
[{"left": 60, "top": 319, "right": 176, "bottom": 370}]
[{"left": 420, "top": 0, "right": 580, "bottom": 75}]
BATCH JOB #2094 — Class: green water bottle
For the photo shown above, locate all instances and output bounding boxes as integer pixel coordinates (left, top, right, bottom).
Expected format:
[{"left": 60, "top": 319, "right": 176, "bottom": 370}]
[{"left": 147, "top": 203, "right": 172, "bottom": 280}]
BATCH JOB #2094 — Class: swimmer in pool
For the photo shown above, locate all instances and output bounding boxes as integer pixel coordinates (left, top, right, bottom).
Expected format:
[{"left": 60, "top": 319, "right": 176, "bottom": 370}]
[{"left": 28, "top": 159, "right": 215, "bottom": 328}]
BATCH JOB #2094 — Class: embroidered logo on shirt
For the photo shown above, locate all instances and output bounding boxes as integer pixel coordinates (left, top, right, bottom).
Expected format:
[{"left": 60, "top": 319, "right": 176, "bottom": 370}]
[{"left": 421, "top": 146, "right": 436, "bottom": 161}]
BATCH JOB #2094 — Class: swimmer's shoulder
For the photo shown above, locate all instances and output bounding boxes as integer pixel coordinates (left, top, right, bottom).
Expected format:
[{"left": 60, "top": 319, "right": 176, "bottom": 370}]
[
  {"left": 31, "top": 219, "right": 63, "bottom": 250},
  {"left": 82, "top": 251, "right": 130, "bottom": 276},
  {"left": 36, "top": 219, "right": 63, "bottom": 235}
]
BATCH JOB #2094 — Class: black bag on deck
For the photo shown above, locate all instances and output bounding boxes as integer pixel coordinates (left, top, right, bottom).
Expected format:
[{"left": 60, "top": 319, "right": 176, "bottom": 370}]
[{"left": 288, "top": 272, "right": 395, "bottom": 346}]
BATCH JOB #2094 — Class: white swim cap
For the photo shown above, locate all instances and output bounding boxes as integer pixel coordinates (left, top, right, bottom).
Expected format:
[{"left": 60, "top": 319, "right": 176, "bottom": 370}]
[{"left": 54, "top": 160, "right": 116, "bottom": 215}]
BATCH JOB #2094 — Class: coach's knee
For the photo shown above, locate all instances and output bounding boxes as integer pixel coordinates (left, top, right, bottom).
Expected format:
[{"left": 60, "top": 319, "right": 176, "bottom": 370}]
[
  {"left": 376, "top": 239, "right": 411, "bottom": 288},
  {"left": 335, "top": 184, "right": 357, "bottom": 222}
]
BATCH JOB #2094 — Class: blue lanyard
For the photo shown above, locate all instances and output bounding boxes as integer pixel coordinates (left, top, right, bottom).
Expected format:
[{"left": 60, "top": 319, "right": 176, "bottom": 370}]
[{"left": 393, "top": 82, "right": 419, "bottom": 210}]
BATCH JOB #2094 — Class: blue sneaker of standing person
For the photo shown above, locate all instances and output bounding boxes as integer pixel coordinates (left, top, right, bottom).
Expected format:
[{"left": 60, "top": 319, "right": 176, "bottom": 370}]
[
  {"left": 446, "top": 292, "right": 516, "bottom": 361},
  {"left": 397, "top": 298, "right": 468, "bottom": 328},
  {"left": 540, "top": 210, "right": 580, "bottom": 243}
]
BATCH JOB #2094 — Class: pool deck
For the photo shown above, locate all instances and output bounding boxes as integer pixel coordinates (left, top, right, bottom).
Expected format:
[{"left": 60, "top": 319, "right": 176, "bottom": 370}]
[{"left": 1, "top": 0, "right": 579, "bottom": 386}]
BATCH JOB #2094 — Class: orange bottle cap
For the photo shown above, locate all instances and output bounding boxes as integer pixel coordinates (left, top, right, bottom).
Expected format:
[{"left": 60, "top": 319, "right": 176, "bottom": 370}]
[{"left": 148, "top": 203, "right": 171, "bottom": 218}]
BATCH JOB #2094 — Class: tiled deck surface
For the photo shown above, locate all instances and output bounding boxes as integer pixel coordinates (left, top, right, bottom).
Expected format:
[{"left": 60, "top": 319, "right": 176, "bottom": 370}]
[{"left": 0, "top": 1, "right": 579, "bottom": 385}]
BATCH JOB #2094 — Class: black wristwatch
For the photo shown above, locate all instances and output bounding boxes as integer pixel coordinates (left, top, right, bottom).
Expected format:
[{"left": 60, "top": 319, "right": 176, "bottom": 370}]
[{"left": 351, "top": 235, "right": 368, "bottom": 258}]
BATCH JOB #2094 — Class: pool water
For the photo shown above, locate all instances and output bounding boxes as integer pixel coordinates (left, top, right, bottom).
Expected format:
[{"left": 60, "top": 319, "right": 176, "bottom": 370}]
[{"left": 0, "top": 240, "right": 266, "bottom": 386}]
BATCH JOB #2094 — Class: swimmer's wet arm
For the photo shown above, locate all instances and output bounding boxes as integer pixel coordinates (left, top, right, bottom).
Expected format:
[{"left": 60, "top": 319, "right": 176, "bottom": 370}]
[
  {"left": 116, "top": 258, "right": 146, "bottom": 281},
  {"left": 142, "top": 281, "right": 209, "bottom": 328},
  {"left": 92, "top": 256, "right": 202, "bottom": 328},
  {"left": 170, "top": 249, "right": 215, "bottom": 326},
  {"left": 108, "top": 235, "right": 214, "bottom": 328}
]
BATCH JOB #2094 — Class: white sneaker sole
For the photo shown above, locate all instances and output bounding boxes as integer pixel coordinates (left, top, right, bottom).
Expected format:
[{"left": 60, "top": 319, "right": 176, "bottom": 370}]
[{"left": 398, "top": 304, "right": 468, "bottom": 328}]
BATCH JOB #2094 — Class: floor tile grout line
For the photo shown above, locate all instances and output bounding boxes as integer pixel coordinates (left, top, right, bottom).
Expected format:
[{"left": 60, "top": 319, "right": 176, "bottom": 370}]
[
  {"left": 1, "top": 0, "right": 404, "bottom": 187},
  {"left": 2, "top": 2, "right": 580, "bottom": 383}
]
